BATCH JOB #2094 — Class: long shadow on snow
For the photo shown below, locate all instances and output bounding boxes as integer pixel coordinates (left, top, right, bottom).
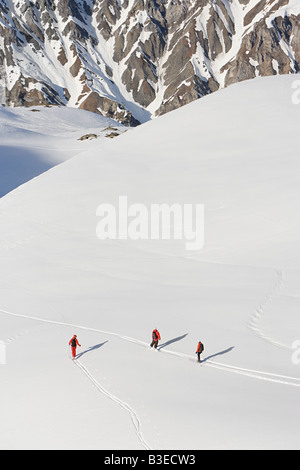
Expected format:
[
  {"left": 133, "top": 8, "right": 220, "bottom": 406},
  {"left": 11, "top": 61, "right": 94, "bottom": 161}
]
[
  {"left": 76, "top": 341, "right": 108, "bottom": 359},
  {"left": 158, "top": 334, "right": 188, "bottom": 350},
  {"left": 201, "top": 346, "right": 235, "bottom": 363},
  {"left": 0, "top": 145, "right": 55, "bottom": 197}
]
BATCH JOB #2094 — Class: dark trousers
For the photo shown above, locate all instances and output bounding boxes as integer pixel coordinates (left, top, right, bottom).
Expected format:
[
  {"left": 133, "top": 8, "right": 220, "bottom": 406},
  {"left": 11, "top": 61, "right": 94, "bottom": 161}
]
[
  {"left": 197, "top": 352, "right": 201, "bottom": 363},
  {"left": 150, "top": 340, "right": 158, "bottom": 349}
]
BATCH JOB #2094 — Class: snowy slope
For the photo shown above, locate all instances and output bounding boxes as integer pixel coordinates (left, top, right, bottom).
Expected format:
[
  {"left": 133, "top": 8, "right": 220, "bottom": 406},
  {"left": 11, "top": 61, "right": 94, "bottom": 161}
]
[
  {"left": 0, "top": 106, "right": 126, "bottom": 197},
  {"left": 0, "top": 75, "right": 300, "bottom": 450}
]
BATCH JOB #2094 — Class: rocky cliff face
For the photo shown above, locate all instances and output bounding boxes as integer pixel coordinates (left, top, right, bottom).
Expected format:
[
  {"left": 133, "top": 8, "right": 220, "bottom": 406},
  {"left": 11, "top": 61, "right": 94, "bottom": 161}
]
[{"left": 0, "top": 0, "right": 299, "bottom": 125}]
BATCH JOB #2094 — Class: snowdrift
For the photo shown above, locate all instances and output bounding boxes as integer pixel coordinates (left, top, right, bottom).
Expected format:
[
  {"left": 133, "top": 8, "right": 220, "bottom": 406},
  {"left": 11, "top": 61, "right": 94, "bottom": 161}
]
[{"left": 0, "top": 75, "right": 300, "bottom": 450}]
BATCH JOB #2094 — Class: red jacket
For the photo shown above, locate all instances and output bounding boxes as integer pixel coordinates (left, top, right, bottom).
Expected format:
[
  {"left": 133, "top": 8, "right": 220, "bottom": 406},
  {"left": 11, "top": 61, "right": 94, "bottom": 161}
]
[
  {"left": 69, "top": 336, "right": 81, "bottom": 348},
  {"left": 152, "top": 329, "right": 161, "bottom": 341},
  {"left": 196, "top": 342, "right": 204, "bottom": 353}
]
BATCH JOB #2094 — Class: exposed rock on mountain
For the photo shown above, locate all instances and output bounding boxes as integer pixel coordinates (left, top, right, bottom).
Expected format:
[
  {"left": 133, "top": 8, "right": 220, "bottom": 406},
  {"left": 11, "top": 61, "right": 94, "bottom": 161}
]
[{"left": 0, "top": 0, "right": 299, "bottom": 125}]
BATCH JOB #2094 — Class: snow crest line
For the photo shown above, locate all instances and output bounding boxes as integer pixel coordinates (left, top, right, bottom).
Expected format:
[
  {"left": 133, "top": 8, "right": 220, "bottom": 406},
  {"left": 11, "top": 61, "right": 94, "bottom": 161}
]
[
  {"left": 1, "top": 307, "right": 300, "bottom": 387},
  {"left": 74, "top": 359, "right": 152, "bottom": 450}
]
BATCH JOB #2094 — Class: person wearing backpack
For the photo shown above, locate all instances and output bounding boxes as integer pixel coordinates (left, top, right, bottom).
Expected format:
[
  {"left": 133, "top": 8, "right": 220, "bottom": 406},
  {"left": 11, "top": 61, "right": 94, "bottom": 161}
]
[
  {"left": 196, "top": 341, "right": 204, "bottom": 363},
  {"left": 150, "top": 328, "right": 161, "bottom": 349},
  {"left": 69, "top": 334, "right": 81, "bottom": 359}
]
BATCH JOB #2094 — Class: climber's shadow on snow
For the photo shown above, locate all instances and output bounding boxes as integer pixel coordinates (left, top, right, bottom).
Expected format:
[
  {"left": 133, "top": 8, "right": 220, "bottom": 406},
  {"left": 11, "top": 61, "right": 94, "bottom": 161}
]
[
  {"left": 76, "top": 341, "right": 108, "bottom": 359},
  {"left": 158, "top": 334, "right": 188, "bottom": 350},
  {"left": 201, "top": 346, "right": 235, "bottom": 362}
]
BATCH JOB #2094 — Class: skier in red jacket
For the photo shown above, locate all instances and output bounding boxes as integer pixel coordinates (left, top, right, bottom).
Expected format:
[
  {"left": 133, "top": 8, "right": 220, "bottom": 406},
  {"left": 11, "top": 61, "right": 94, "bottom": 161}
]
[
  {"left": 150, "top": 328, "right": 161, "bottom": 349},
  {"left": 69, "top": 335, "right": 81, "bottom": 359},
  {"left": 196, "top": 341, "right": 204, "bottom": 363}
]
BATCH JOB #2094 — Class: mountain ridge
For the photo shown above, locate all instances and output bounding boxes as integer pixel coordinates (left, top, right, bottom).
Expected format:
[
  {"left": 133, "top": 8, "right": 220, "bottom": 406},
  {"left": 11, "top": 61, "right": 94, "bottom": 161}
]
[{"left": 0, "top": 0, "right": 299, "bottom": 125}]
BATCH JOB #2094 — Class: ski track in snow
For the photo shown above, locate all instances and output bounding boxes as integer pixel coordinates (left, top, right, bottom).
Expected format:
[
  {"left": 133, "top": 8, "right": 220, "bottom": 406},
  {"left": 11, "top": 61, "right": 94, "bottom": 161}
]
[
  {"left": 73, "top": 358, "right": 152, "bottom": 450},
  {"left": 157, "top": 346, "right": 300, "bottom": 387},
  {"left": 1, "top": 306, "right": 300, "bottom": 390},
  {"left": 0, "top": 306, "right": 151, "bottom": 449},
  {"left": 1, "top": 301, "right": 300, "bottom": 449},
  {"left": 248, "top": 269, "right": 291, "bottom": 350}
]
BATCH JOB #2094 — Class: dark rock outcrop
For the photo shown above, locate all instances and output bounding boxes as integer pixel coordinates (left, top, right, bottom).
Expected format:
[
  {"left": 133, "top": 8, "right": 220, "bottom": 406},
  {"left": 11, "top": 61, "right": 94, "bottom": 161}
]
[{"left": 0, "top": 0, "right": 299, "bottom": 125}]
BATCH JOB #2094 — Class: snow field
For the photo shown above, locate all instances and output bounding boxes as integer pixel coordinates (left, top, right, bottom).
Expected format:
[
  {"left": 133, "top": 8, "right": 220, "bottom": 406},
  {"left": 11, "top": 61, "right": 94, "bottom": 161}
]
[{"left": 0, "top": 75, "right": 300, "bottom": 449}]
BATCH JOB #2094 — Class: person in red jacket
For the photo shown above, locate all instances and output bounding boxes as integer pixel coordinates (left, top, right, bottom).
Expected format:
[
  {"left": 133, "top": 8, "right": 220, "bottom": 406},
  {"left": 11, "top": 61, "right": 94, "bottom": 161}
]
[
  {"left": 150, "top": 328, "right": 161, "bottom": 349},
  {"left": 196, "top": 341, "right": 204, "bottom": 363},
  {"left": 69, "top": 335, "right": 81, "bottom": 359}
]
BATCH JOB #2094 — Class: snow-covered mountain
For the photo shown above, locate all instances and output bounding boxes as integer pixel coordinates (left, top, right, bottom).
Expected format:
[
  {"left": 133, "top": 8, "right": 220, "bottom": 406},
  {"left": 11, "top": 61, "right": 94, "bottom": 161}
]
[
  {"left": 0, "top": 0, "right": 300, "bottom": 124},
  {"left": 0, "top": 75, "right": 300, "bottom": 450}
]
